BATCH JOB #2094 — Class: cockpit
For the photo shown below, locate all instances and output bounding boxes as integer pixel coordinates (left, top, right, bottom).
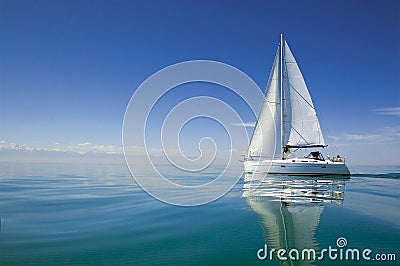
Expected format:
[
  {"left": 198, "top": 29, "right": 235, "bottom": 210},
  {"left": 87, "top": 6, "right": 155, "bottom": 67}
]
[{"left": 305, "top": 151, "right": 325, "bottom": 161}]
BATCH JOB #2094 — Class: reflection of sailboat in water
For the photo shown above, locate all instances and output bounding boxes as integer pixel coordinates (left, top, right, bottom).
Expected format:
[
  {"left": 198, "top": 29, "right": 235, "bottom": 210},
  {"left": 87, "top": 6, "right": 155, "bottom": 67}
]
[{"left": 243, "top": 174, "right": 346, "bottom": 265}]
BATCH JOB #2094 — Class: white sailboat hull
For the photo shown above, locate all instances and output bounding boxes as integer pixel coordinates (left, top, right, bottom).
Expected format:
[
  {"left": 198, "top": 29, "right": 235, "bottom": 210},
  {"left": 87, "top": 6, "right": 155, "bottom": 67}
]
[{"left": 243, "top": 158, "right": 350, "bottom": 176}]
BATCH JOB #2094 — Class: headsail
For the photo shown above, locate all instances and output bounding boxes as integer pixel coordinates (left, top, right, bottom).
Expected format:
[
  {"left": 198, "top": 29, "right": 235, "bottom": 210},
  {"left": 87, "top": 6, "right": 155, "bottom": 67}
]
[
  {"left": 247, "top": 48, "right": 281, "bottom": 159},
  {"left": 282, "top": 41, "right": 326, "bottom": 148}
]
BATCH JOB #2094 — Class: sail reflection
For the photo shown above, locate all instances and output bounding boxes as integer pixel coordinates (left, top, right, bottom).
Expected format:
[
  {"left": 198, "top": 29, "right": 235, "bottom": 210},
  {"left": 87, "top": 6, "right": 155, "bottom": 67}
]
[{"left": 243, "top": 173, "right": 347, "bottom": 265}]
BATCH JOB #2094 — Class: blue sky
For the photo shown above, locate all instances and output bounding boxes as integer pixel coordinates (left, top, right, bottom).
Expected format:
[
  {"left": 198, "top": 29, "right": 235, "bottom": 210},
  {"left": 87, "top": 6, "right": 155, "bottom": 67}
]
[{"left": 1, "top": 0, "right": 399, "bottom": 166}]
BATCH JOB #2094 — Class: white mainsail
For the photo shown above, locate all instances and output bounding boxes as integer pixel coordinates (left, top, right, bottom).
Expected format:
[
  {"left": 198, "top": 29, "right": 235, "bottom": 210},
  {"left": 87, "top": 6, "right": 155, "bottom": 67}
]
[
  {"left": 282, "top": 41, "right": 326, "bottom": 148},
  {"left": 247, "top": 49, "right": 281, "bottom": 159}
]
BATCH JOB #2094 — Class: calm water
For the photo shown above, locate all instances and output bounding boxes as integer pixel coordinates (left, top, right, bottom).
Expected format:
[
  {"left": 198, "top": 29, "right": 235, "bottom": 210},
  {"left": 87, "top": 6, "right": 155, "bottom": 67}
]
[{"left": 0, "top": 162, "right": 399, "bottom": 265}]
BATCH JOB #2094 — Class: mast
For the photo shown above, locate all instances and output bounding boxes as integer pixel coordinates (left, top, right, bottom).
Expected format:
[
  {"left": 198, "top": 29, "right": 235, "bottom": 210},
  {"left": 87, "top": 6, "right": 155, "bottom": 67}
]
[{"left": 280, "top": 33, "right": 284, "bottom": 159}]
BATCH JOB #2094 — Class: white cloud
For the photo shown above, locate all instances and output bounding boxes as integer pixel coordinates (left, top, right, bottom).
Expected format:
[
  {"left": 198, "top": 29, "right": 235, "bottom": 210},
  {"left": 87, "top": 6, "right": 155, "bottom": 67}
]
[
  {"left": 231, "top": 122, "right": 256, "bottom": 127},
  {"left": 0, "top": 141, "right": 123, "bottom": 155},
  {"left": 123, "top": 145, "right": 148, "bottom": 156},
  {"left": 342, "top": 133, "right": 380, "bottom": 142},
  {"left": 375, "top": 107, "right": 400, "bottom": 117},
  {"left": 330, "top": 126, "right": 400, "bottom": 145},
  {"left": 326, "top": 127, "right": 400, "bottom": 166},
  {"left": 77, "top": 141, "right": 92, "bottom": 147}
]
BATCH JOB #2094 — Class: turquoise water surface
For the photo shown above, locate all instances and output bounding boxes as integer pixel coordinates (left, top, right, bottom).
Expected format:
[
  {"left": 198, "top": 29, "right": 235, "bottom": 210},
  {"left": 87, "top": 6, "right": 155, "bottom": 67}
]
[{"left": 0, "top": 162, "right": 399, "bottom": 265}]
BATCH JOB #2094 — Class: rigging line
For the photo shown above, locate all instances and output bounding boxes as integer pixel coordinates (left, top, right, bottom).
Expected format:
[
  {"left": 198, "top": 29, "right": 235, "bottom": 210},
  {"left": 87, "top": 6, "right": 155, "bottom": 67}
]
[
  {"left": 293, "top": 89, "right": 306, "bottom": 145},
  {"left": 291, "top": 126, "right": 311, "bottom": 144},
  {"left": 287, "top": 91, "right": 312, "bottom": 147},
  {"left": 288, "top": 83, "right": 315, "bottom": 110}
]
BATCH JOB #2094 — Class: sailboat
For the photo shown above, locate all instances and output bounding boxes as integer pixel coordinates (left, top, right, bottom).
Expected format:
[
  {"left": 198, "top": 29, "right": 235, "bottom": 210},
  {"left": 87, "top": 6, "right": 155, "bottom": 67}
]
[{"left": 243, "top": 34, "right": 350, "bottom": 176}]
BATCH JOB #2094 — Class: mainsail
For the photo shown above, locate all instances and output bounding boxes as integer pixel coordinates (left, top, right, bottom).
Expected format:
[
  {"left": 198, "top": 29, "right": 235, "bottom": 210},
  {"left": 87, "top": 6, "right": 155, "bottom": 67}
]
[
  {"left": 282, "top": 41, "right": 326, "bottom": 148},
  {"left": 247, "top": 48, "right": 281, "bottom": 159}
]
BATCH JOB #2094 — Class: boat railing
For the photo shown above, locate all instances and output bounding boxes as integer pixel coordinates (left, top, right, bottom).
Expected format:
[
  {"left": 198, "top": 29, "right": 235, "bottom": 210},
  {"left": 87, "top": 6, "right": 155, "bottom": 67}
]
[{"left": 241, "top": 154, "right": 270, "bottom": 161}]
